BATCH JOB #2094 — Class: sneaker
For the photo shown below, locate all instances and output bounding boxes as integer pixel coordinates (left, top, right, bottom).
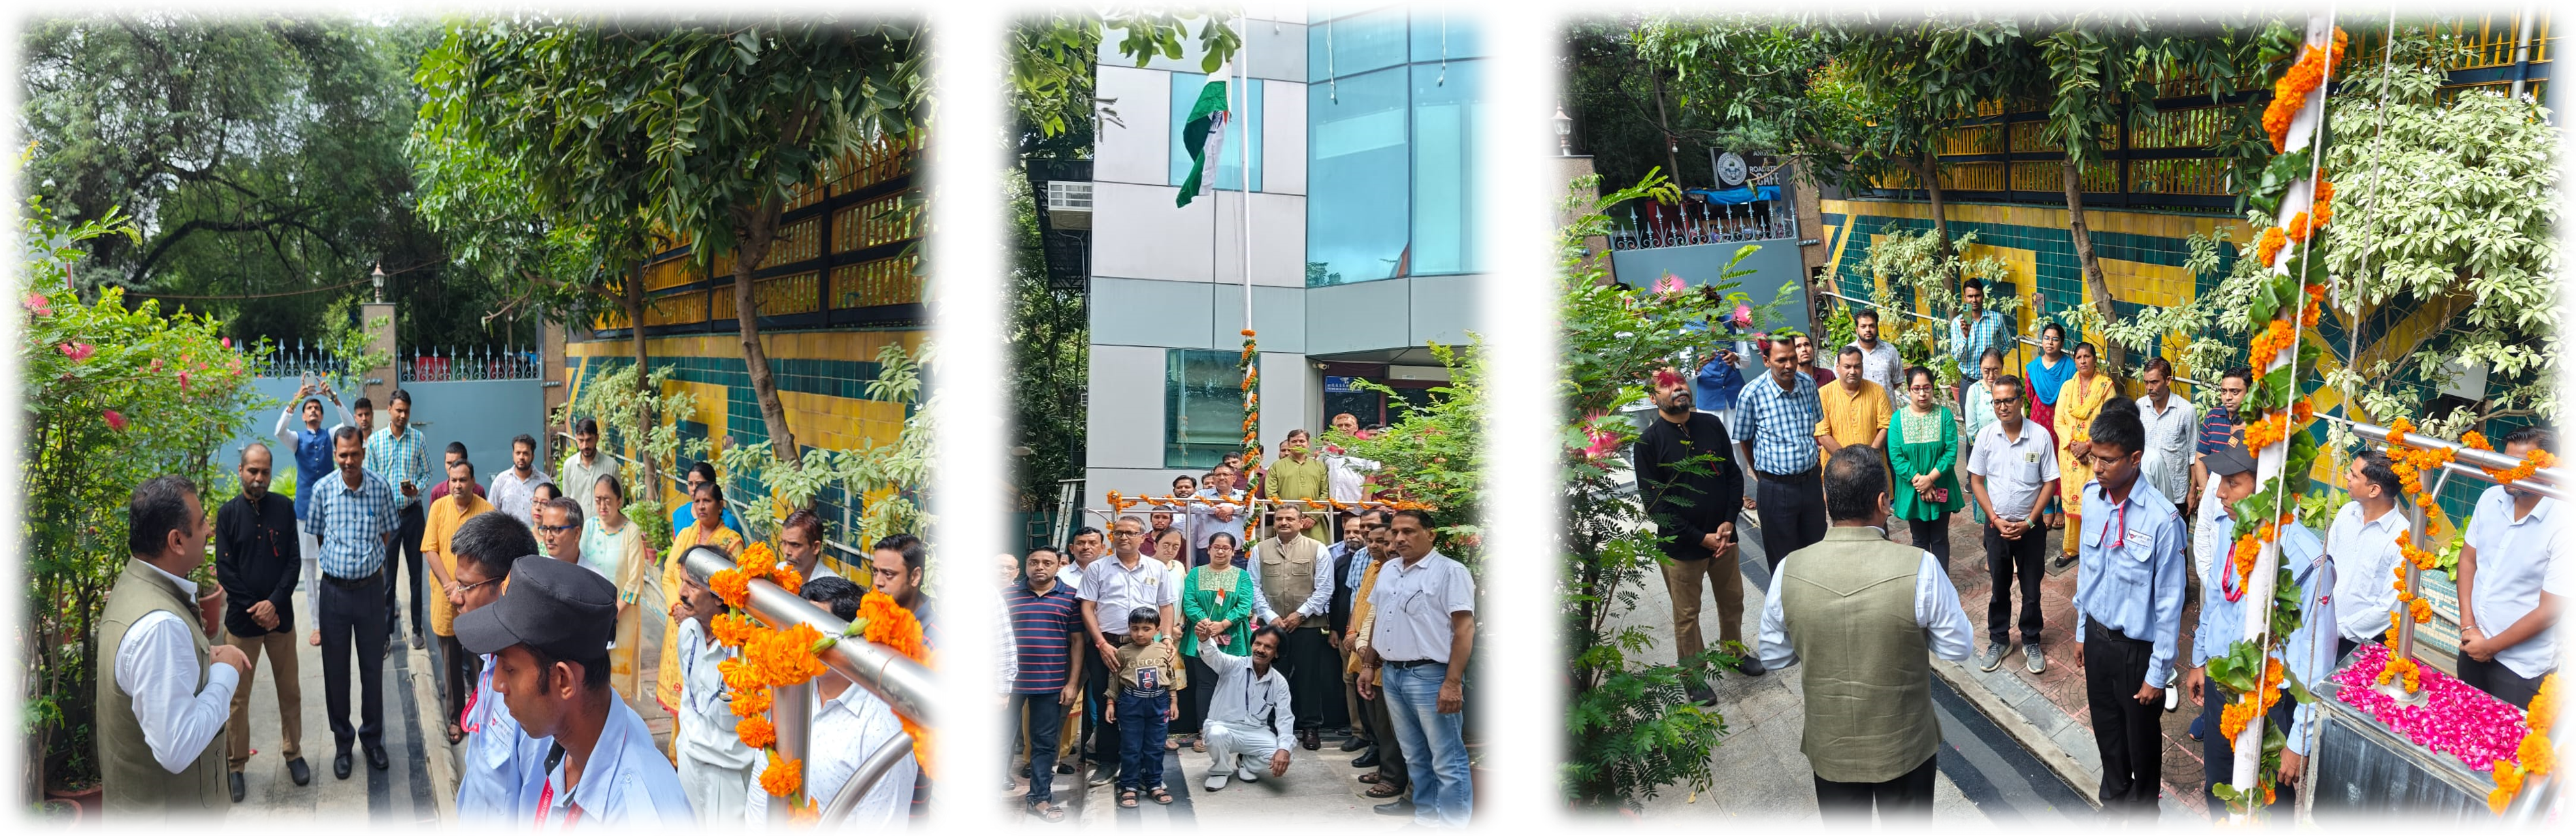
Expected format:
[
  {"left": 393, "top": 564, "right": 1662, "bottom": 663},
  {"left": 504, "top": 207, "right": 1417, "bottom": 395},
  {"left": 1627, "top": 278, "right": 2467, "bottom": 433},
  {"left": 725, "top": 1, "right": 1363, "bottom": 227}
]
[
  {"left": 1088, "top": 765, "right": 1116, "bottom": 787},
  {"left": 1236, "top": 765, "right": 1260, "bottom": 783},
  {"left": 1978, "top": 641, "right": 2008, "bottom": 672},
  {"left": 2164, "top": 672, "right": 2180, "bottom": 712},
  {"left": 1205, "top": 771, "right": 1230, "bottom": 792},
  {"left": 2025, "top": 644, "right": 2047, "bottom": 675}
]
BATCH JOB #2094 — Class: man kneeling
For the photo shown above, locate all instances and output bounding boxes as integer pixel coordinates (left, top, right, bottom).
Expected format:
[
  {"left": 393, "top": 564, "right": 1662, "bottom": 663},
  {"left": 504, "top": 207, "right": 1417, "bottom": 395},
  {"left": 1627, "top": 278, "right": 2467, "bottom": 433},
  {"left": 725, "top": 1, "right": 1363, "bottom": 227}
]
[{"left": 1201, "top": 626, "right": 1295, "bottom": 792}]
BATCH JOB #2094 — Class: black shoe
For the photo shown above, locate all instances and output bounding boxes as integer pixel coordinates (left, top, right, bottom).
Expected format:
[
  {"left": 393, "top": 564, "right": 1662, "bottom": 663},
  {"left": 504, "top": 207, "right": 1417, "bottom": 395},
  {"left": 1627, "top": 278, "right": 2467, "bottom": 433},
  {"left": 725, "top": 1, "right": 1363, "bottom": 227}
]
[
  {"left": 1017, "top": 764, "right": 1033, "bottom": 779},
  {"left": 2052, "top": 554, "right": 2078, "bottom": 570},
  {"left": 286, "top": 756, "right": 311, "bottom": 786},
  {"left": 1731, "top": 656, "right": 1768, "bottom": 677},
  {"left": 410, "top": 634, "right": 426, "bottom": 651},
  {"left": 229, "top": 772, "right": 246, "bottom": 803},
  {"left": 1299, "top": 728, "right": 1321, "bottom": 750},
  {"left": 333, "top": 751, "right": 353, "bottom": 780},
  {"left": 1054, "top": 763, "right": 1076, "bottom": 775},
  {"left": 1374, "top": 799, "right": 1416, "bottom": 816},
  {"left": 1340, "top": 735, "right": 1370, "bottom": 752},
  {"left": 1685, "top": 682, "right": 1718, "bottom": 705},
  {"left": 1354, "top": 750, "right": 1380, "bottom": 768},
  {"left": 365, "top": 745, "right": 389, "bottom": 771}
]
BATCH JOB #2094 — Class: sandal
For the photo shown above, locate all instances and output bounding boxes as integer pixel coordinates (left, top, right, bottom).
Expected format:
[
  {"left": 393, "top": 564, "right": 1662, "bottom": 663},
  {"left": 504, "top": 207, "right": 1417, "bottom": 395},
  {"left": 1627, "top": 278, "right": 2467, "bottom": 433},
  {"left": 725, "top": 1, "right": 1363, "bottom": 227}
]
[
  {"left": 1165, "top": 737, "right": 1179, "bottom": 751},
  {"left": 1358, "top": 772, "right": 1382, "bottom": 784},
  {"left": 1149, "top": 786, "right": 1174, "bottom": 805},
  {"left": 1028, "top": 800, "right": 1066, "bottom": 822},
  {"left": 1118, "top": 790, "right": 1139, "bottom": 809},
  {"left": 1192, "top": 736, "right": 1207, "bottom": 753},
  {"left": 446, "top": 723, "right": 465, "bottom": 745},
  {"left": 1365, "top": 782, "right": 1405, "bottom": 798}
]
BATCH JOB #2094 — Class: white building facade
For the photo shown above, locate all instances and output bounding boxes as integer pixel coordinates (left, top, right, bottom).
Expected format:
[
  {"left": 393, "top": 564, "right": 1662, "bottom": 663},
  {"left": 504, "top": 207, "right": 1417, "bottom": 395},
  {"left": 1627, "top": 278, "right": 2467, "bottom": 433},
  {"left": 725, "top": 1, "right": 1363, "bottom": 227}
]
[{"left": 1081, "top": 9, "right": 1487, "bottom": 501}]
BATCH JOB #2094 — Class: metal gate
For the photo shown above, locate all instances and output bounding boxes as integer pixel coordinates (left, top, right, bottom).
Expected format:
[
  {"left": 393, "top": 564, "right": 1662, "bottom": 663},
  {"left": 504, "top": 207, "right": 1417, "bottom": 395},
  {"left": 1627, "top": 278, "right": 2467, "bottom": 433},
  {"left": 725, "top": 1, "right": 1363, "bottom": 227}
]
[{"left": 221, "top": 347, "right": 547, "bottom": 493}]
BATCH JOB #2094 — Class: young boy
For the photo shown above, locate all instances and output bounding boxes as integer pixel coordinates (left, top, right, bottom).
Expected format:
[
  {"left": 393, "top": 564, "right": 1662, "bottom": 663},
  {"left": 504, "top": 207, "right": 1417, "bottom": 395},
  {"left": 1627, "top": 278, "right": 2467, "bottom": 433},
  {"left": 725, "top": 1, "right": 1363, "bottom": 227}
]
[
  {"left": 1115, "top": 605, "right": 1186, "bottom": 807},
  {"left": 671, "top": 572, "right": 760, "bottom": 822}
]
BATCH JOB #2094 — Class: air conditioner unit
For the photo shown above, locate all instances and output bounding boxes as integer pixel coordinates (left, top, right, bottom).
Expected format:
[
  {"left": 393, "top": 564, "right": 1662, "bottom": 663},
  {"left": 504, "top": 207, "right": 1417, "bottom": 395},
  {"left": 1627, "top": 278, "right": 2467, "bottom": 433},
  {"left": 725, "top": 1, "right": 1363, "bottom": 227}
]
[{"left": 1045, "top": 181, "right": 1093, "bottom": 230}]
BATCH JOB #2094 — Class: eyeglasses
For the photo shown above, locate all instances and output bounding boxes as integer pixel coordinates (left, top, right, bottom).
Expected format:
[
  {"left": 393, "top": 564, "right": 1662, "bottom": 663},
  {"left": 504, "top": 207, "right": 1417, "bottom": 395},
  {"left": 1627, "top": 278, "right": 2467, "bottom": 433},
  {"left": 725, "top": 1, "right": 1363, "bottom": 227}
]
[
  {"left": 457, "top": 576, "right": 503, "bottom": 596},
  {"left": 536, "top": 523, "right": 576, "bottom": 535}
]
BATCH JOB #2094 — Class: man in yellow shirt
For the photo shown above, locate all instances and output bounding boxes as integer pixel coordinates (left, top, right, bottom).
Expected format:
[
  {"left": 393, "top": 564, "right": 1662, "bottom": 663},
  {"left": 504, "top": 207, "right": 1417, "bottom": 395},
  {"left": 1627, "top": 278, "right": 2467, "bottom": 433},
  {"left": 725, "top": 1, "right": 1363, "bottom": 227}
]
[
  {"left": 1815, "top": 346, "right": 1891, "bottom": 467},
  {"left": 419, "top": 459, "right": 493, "bottom": 746},
  {"left": 1265, "top": 429, "right": 1329, "bottom": 542}
]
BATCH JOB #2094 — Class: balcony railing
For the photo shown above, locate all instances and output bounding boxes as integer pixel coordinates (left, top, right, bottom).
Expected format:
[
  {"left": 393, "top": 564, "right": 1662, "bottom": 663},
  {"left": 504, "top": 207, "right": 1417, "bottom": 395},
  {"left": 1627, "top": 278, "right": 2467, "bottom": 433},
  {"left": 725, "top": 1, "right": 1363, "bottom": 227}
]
[
  {"left": 1606, "top": 193, "right": 1797, "bottom": 251},
  {"left": 397, "top": 346, "right": 544, "bottom": 382}
]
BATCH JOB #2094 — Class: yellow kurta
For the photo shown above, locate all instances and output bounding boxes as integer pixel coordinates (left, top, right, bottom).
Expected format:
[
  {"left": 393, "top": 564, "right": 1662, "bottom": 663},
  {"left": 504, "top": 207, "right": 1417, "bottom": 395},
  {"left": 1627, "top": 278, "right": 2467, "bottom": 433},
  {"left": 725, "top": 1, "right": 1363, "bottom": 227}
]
[
  {"left": 1814, "top": 379, "right": 1894, "bottom": 466},
  {"left": 419, "top": 493, "right": 492, "bottom": 637},
  {"left": 657, "top": 523, "right": 743, "bottom": 716},
  {"left": 2052, "top": 373, "right": 2119, "bottom": 506}
]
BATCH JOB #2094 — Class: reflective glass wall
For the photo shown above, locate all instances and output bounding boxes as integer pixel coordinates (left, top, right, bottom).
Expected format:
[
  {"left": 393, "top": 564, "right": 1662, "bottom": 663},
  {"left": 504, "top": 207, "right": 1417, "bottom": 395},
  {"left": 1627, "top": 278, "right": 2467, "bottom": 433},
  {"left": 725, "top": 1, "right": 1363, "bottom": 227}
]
[{"left": 1307, "top": 9, "right": 1484, "bottom": 287}]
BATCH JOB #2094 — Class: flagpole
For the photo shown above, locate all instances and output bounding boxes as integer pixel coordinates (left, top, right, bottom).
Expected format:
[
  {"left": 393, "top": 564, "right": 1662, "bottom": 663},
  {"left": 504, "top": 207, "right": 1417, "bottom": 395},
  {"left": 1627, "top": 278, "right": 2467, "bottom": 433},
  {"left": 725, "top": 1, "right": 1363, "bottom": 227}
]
[{"left": 1239, "top": 17, "right": 1254, "bottom": 332}]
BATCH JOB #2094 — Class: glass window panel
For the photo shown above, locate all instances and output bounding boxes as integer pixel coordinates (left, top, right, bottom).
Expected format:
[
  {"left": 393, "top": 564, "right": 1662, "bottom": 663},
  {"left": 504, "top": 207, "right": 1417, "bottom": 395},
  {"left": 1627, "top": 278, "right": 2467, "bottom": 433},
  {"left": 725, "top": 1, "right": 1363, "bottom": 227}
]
[
  {"left": 1166, "top": 349, "right": 1247, "bottom": 468},
  {"left": 1307, "top": 7, "right": 1407, "bottom": 82},
  {"left": 1167, "top": 74, "right": 1264, "bottom": 192},
  {"left": 1307, "top": 68, "right": 1409, "bottom": 286},
  {"left": 1410, "top": 60, "right": 1484, "bottom": 276},
  {"left": 1408, "top": 11, "right": 1481, "bottom": 61}
]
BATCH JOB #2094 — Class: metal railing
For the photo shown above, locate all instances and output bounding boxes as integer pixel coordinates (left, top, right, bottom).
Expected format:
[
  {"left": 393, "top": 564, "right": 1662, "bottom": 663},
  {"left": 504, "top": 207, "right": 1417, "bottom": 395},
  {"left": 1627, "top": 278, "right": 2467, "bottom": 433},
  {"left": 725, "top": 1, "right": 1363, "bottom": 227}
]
[
  {"left": 679, "top": 545, "right": 934, "bottom": 824},
  {"left": 399, "top": 346, "right": 544, "bottom": 382},
  {"left": 1607, "top": 195, "right": 1797, "bottom": 250},
  {"left": 241, "top": 343, "right": 359, "bottom": 380}
]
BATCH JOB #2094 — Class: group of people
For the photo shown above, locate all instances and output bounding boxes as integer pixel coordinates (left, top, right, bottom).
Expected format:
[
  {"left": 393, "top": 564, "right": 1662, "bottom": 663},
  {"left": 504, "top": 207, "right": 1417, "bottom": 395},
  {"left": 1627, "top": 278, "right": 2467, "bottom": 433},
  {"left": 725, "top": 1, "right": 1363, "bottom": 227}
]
[
  {"left": 1003, "top": 423, "right": 1475, "bottom": 829},
  {"left": 1645, "top": 282, "right": 2564, "bottom": 822},
  {"left": 97, "top": 385, "right": 928, "bottom": 826}
]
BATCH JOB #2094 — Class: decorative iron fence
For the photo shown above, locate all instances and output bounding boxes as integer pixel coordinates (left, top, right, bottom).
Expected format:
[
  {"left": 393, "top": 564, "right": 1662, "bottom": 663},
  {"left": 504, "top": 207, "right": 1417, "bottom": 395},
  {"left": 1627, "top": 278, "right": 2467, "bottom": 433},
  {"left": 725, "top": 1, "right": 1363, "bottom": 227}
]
[
  {"left": 398, "top": 346, "right": 544, "bottom": 382},
  {"left": 242, "top": 343, "right": 357, "bottom": 380},
  {"left": 1606, "top": 195, "right": 1798, "bottom": 251}
]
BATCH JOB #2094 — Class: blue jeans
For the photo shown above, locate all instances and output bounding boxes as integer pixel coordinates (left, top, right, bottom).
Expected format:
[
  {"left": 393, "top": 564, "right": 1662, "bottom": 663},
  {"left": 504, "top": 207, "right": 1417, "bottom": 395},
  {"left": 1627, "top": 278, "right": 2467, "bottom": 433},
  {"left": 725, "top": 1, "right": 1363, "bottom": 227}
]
[
  {"left": 1383, "top": 662, "right": 1471, "bottom": 827},
  {"left": 1115, "top": 690, "right": 1170, "bottom": 792},
  {"left": 1008, "top": 693, "right": 1066, "bottom": 803}
]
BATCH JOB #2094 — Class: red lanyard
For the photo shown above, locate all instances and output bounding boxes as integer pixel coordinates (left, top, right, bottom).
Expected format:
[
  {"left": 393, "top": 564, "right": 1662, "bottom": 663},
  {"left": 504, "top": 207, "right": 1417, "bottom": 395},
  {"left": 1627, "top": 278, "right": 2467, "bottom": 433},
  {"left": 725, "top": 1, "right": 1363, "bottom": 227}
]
[
  {"left": 2100, "top": 498, "right": 2129, "bottom": 551},
  {"left": 534, "top": 777, "right": 583, "bottom": 828},
  {"left": 459, "top": 664, "right": 485, "bottom": 733}
]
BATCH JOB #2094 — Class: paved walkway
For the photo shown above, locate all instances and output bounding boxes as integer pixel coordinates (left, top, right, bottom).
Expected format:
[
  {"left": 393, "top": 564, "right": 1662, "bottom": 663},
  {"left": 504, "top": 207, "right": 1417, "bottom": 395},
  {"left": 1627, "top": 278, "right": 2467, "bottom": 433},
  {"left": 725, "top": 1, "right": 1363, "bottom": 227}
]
[
  {"left": 218, "top": 576, "right": 675, "bottom": 822},
  {"left": 1005, "top": 728, "right": 1445, "bottom": 828}
]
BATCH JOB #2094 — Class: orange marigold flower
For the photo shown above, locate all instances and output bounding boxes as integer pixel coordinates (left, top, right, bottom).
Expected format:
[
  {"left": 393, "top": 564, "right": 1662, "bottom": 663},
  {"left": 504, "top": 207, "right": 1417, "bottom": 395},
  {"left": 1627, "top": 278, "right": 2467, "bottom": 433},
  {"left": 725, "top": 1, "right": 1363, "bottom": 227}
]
[
  {"left": 719, "top": 656, "right": 764, "bottom": 692},
  {"left": 2312, "top": 179, "right": 2336, "bottom": 228},
  {"left": 903, "top": 718, "right": 936, "bottom": 779},
  {"left": 770, "top": 564, "right": 805, "bottom": 597},
  {"left": 711, "top": 611, "right": 762, "bottom": 649},
  {"left": 2221, "top": 698, "right": 2257, "bottom": 741},
  {"left": 2293, "top": 399, "right": 2315, "bottom": 425},
  {"left": 2463, "top": 431, "right": 2492, "bottom": 451},
  {"left": 2286, "top": 211, "right": 2315, "bottom": 244},
  {"left": 737, "top": 714, "right": 778, "bottom": 750},
  {"left": 2518, "top": 730, "right": 2556, "bottom": 777},
  {"left": 730, "top": 685, "right": 774, "bottom": 718},
  {"left": 759, "top": 752, "right": 804, "bottom": 797},
  {"left": 2411, "top": 598, "right": 2434, "bottom": 624},
  {"left": 2388, "top": 417, "right": 2416, "bottom": 442},
  {"left": 788, "top": 792, "right": 819, "bottom": 833},
  {"left": 749, "top": 622, "right": 830, "bottom": 687},
  {"left": 2530, "top": 674, "right": 2560, "bottom": 733},
  {"left": 2254, "top": 227, "right": 2288, "bottom": 266},
  {"left": 739, "top": 541, "right": 778, "bottom": 572},
  {"left": 710, "top": 567, "right": 754, "bottom": 609}
]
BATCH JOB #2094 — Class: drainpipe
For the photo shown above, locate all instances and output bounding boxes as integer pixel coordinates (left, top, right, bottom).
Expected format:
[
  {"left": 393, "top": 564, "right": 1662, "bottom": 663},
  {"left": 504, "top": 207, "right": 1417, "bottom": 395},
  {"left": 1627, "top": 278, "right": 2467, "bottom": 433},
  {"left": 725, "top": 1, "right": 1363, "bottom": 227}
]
[{"left": 2510, "top": 7, "right": 2537, "bottom": 99}]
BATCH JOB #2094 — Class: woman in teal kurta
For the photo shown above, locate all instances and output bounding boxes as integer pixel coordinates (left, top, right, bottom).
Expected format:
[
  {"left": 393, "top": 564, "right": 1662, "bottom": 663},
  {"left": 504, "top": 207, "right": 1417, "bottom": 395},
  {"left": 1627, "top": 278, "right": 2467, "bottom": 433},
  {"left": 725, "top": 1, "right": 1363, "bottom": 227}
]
[
  {"left": 1176, "top": 530, "right": 1252, "bottom": 748},
  {"left": 1889, "top": 366, "right": 1965, "bottom": 570}
]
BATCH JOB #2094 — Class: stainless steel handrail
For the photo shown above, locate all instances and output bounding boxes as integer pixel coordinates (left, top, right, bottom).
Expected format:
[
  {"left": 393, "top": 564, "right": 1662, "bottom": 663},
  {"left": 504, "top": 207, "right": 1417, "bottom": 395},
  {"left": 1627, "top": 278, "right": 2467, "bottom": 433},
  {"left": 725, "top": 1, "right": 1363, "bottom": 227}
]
[
  {"left": 821, "top": 735, "right": 915, "bottom": 824},
  {"left": 2343, "top": 417, "right": 2564, "bottom": 499},
  {"left": 678, "top": 545, "right": 934, "bottom": 811}
]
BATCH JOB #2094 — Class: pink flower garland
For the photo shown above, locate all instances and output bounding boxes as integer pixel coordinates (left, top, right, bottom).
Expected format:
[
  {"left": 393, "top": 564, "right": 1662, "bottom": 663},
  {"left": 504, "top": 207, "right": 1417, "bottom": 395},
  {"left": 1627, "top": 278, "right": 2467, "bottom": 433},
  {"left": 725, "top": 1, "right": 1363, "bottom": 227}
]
[{"left": 2332, "top": 644, "right": 2530, "bottom": 771}]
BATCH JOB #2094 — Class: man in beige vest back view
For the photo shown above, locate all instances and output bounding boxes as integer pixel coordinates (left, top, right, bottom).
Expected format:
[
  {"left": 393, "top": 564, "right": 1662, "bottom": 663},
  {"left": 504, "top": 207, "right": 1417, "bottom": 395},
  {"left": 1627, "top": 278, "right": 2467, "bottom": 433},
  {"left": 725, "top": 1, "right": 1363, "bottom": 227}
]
[
  {"left": 1757, "top": 448, "right": 1973, "bottom": 822},
  {"left": 97, "top": 475, "right": 253, "bottom": 818}
]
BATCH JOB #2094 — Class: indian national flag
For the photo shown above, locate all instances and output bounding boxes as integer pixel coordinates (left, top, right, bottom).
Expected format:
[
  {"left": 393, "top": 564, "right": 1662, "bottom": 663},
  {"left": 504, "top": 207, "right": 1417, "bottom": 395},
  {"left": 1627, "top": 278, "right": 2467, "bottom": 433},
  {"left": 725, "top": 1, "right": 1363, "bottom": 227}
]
[{"left": 1175, "top": 63, "right": 1231, "bottom": 208}]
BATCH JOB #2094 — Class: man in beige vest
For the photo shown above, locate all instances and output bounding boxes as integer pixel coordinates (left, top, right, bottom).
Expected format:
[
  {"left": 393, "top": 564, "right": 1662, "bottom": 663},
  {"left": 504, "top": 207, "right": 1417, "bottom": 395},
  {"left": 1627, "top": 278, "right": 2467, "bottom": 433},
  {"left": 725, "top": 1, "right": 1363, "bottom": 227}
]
[
  {"left": 1252, "top": 504, "right": 1337, "bottom": 750},
  {"left": 98, "top": 475, "right": 253, "bottom": 817},
  {"left": 1757, "top": 448, "right": 1973, "bottom": 822}
]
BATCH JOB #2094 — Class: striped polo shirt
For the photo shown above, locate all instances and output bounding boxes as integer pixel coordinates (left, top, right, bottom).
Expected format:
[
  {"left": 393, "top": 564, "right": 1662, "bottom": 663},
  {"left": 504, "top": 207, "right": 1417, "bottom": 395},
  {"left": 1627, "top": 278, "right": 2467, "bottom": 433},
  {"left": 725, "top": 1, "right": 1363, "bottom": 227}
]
[{"left": 1004, "top": 580, "right": 1081, "bottom": 694}]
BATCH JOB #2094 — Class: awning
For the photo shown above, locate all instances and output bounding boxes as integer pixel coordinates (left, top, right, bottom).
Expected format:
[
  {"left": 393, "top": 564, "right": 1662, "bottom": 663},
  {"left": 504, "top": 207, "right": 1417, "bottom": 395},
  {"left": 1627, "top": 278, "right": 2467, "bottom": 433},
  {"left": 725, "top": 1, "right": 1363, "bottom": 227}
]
[{"left": 1685, "top": 185, "right": 1780, "bottom": 205}]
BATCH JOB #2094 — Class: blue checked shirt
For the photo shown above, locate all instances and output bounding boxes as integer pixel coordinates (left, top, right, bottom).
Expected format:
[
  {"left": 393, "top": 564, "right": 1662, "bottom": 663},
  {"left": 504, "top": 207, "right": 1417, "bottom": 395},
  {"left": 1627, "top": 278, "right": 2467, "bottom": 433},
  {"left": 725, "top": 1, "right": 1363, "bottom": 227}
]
[
  {"left": 984, "top": 579, "right": 1015, "bottom": 689},
  {"left": 1950, "top": 310, "right": 2013, "bottom": 383},
  {"left": 365, "top": 425, "right": 429, "bottom": 511},
  {"left": 1732, "top": 370, "right": 1823, "bottom": 475},
  {"left": 304, "top": 470, "right": 400, "bottom": 579}
]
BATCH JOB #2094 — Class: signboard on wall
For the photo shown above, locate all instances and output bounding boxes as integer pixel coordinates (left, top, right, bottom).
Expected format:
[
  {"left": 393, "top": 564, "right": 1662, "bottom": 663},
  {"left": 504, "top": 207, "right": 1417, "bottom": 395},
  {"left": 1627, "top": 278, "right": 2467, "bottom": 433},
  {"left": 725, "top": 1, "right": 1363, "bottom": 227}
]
[{"left": 1325, "top": 376, "right": 1356, "bottom": 393}]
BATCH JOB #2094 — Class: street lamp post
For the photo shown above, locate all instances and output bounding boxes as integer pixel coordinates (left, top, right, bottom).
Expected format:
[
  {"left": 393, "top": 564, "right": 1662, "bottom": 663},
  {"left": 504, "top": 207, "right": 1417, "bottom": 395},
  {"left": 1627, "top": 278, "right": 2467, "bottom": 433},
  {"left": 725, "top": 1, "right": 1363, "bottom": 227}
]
[
  {"left": 1555, "top": 106, "right": 1574, "bottom": 157},
  {"left": 370, "top": 263, "right": 387, "bottom": 303}
]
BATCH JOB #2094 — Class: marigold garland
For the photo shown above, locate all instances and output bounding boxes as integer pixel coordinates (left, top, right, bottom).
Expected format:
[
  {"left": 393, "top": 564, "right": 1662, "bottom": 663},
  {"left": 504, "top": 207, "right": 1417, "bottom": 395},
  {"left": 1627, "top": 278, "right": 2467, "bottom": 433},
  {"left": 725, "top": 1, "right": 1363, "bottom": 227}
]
[
  {"left": 2254, "top": 227, "right": 2289, "bottom": 266},
  {"left": 2485, "top": 673, "right": 2560, "bottom": 814},
  {"left": 760, "top": 750, "right": 804, "bottom": 797},
  {"left": 2249, "top": 319, "right": 2298, "bottom": 369},
  {"left": 2377, "top": 656, "right": 2422, "bottom": 694},
  {"left": 738, "top": 714, "right": 778, "bottom": 749},
  {"left": 2263, "top": 28, "right": 2350, "bottom": 152}
]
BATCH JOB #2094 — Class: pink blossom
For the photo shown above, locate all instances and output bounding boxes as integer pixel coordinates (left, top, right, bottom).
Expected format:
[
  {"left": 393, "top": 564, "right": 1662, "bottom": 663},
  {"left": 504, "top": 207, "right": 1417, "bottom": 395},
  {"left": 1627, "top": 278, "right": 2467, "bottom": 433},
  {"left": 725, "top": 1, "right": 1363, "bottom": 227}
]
[
  {"left": 178, "top": 370, "right": 191, "bottom": 392},
  {"left": 1732, "top": 304, "right": 1754, "bottom": 329},
  {"left": 220, "top": 337, "right": 231, "bottom": 349},
  {"left": 1456, "top": 534, "right": 1483, "bottom": 549},
  {"left": 150, "top": 358, "right": 163, "bottom": 372},
  {"left": 57, "top": 342, "right": 94, "bottom": 361},
  {"left": 1653, "top": 274, "right": 1686, "bottom": 297},
  {"left": 103, "top": 410, "right": 127, "bottom": 432},
  {"left": 24, "top": 293, "right": 52, "bottom": 316},
  {"left": 1654, "top": 368, "right": 1687, "bottom": 389},
  {"left": 1582, "top": 426, "right": 1621, "bottom": 460}
]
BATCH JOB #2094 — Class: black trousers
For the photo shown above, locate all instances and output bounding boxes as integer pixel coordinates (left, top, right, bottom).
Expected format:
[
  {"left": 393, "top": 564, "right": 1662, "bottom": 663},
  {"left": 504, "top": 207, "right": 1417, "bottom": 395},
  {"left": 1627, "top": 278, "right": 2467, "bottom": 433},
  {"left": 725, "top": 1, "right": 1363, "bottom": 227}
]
[
  {"left": 1007, "top": 693, "right": 1066, "bottom": 803},
  {"left": 2200, "top": 681, "right": 2294, "bottom": 817},
  {"left": 1364, "top": 680, "right": 1408, "bottom": 790},
  {"left": 385, "top": 504, "right": 425, "bottom": 638},
  {"left": 1813, "top": 754, "right": 1937, "bottom": 824},
  {"left": 1907, "top": 513, "right": 1952, "bottom": 572},
  {"left": 1082, "top": 631, "right": 1118, "bottom": 765},
  {"left": 2456, "top": 651, "right": 2546, "bottom": 710},
  {"left": 1755, "top": 469, "right": 1827, "bottom": 571},
  {"left": 436, "top": 634, "right": 473, "bottom": 733},
  {"left": 2083, "top": 618, "right": 2163, "bottom": 818},
  {"left": 319, "top": 572, "right": 388, "bottom": 749},
  {"left": 1178, "top": 652, "right": 1216, "bottom": 735},
  {"left": 1985, "top": 522, "right": 2049, "bottom": 645},
  {"left": 1276, "top": 625, "right": 1340, "bottom": 732}
]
